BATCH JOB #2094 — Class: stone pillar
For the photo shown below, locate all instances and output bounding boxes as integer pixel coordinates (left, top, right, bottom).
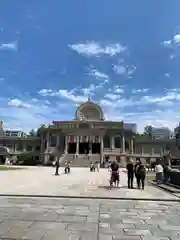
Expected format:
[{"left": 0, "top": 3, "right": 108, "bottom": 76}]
[
  {"left": 100, "top": 136, "right": 104, "bottom": 163},
  {"left": 56, "top": 133, "right": 60, "bottom": 148},
  {"left": 111, "top": 136, "right": 114, "bottom": 149},
  {"left": 152, "top": 147, "right": 154, "bottom": 155},
  {"left": 47, "top": 131, "right": 50, "bottom": 150},
  {"left": 76, "top": 136, "right": 79, "bottom": 155},
  {"left": 122, "top": 135, "right": 125, "bottom": 153},
  {"left": 141, "top": 147, "right": 144, "bottom": 156},
  {"left": 160, "top": 148, "right": 164, "bottom": 156},
  {"left": 64, "top": 136, "right": 68, "bottom": 154},
  {"left": 44, "top": 131, "right": 50, "bottom": 164},
  {"left": 23, "top": 142, "right": 26, "bottom": 152},
  {"left": 131, "top": 139, "right": 134, "bottom": 154}
]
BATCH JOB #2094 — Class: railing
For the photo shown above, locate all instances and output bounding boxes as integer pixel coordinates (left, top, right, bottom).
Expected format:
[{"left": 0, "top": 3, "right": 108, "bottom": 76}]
[{"left": 103, "top": 148, "right": 161, "bottom": 157}]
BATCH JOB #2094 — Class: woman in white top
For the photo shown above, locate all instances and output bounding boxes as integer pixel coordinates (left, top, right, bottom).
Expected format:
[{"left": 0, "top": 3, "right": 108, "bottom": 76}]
[{"left": 155, "top": 163, "right": 163, "bottom": 182}]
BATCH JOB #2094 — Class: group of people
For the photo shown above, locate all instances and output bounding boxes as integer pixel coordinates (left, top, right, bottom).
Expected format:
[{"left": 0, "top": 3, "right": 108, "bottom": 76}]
[
  {"left": 109, "top": 159, "right": 146, "bottom": 190},
  {"left": 54, "top": 160, "right": 70, "bottom": 175},
  {"left": 127, "top": 159, "right": 146, "bottom": 190}
]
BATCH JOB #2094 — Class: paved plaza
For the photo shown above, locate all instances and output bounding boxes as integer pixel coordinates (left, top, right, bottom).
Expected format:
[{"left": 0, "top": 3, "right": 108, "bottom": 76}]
[
  {"left": 0, "top": 197, "right": 180, "bottom": 239},
  {"left": 0, "top": 167, "right": 178, "bottom": 200},
  {"left": 0, "top": 167, "right": 179, "bottom": 239}
]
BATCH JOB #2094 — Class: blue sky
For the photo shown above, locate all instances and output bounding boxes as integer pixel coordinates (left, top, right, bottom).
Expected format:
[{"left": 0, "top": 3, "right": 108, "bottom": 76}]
[{"left": 0, "top": 0, "right": 180, "bottom": 133}]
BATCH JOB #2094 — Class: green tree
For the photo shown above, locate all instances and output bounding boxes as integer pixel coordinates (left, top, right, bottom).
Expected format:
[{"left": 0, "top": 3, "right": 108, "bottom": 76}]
[
  {"left": 29, "top": 129, "right": 37, "bottom": 136},
  {"left": 144, "top": 125, "right": 152, "bottom": 137},
  {"left": 36, "top": 124, "right": 45, "bottom": 137}
]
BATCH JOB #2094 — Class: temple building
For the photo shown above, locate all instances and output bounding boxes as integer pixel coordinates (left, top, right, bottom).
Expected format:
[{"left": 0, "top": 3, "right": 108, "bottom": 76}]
[
  {"left": 40, "top": 98, "right": 137, "bottom": 164},
  {"left": 0, "top": 99, "right": 179, "bottom": 166}
]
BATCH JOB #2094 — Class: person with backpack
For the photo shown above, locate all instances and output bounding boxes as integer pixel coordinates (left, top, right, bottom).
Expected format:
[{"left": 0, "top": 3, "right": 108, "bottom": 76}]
[
  {"left": 134, "top": 159, "right": 141, "bottom": 188},
  {"left": 136, "top": 162, "right": 146, "bottom": 190}
]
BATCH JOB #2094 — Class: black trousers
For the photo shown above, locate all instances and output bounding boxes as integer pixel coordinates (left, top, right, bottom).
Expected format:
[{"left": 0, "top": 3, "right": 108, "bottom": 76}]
[
  {"left": 136, "top": 175, "right": 145, "bottom": 189},
  {"left": 55, "top": 165, "right": 59, "bottom": 175},
  {"left": 127, "top": 173, "right": 134, "bottom": 188}
]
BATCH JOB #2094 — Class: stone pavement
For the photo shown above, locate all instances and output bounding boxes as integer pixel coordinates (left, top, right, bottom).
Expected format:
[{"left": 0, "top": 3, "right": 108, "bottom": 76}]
[
  {"left": 0, "top": 167, "right": 178, "bottom": 200},
  {"left": 0, "top": 197, "right": 180, "bottom": 239}
]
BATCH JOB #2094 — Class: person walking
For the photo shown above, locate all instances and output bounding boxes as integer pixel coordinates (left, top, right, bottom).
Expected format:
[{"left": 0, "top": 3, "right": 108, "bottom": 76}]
[
  {"left": 126, "top": 159, "right": 134, "bottom": 189},
  {"left": 155, "top": 161, "right": 163, "bottom": 183},
  {"left": 136, "top": 162, "right": 146, "bottom": 190}
]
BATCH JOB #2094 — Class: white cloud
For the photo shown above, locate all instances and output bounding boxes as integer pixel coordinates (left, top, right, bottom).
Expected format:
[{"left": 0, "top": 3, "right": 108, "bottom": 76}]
[
  {"left": 109, "top": 85, "right": 124, "bottom": 93},
  {"left": 113, "top": 64, "right": 126, "bottom": 75},
  {"left": 38, "top": 88, "right": 90, "bottom": 103},
  {"left": 163, "top": 40, "right": 172, "bottom": 47},
  {"left": 142, "top": 91, "right": 180, "bottom": 105},
  {"left": 105, "top": 93, "right": 121, "bottom": 100},
  {"left": 88, "top": 68, "right": 109, "bottom": 80},
  {"left": 38, "top": 80, "right": 109, "bottom": 102},
  {"left": 132, "top": 88, "right": 149, "bottom": 93},
  {"left": 163, "top": 34, "right": 180, "bottom": 48},
  {"left": 38, "top": 89, "right": 53, "bottom": 96},
  {"left": 113, "top": 63, "right": 136, "bottom": 77},
  {"left": 8, "top": 99, "right": 31, "bottom": 108},
  {"left": 0, "top": 97, "right": 73, "bottom": 132},
  {"left": 164, "top": 73, "right": 170, "bottom": 78},
  {"left": 0, "top": 41, "right": 18, "bottom": 51},
  {"left": 2, "top": 87, "right": 180, "bottom": 133},
  {"left": 69, "top": 41, "right": 126, "bottom": 57},
  {"left": 173, "top": 34, "right": 180, "bottom": 45}
]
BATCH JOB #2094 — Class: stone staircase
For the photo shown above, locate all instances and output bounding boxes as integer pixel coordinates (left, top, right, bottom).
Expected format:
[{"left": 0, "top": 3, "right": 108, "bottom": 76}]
[{"left": 62, "top": 154, "right": 101, "bottom": 167}]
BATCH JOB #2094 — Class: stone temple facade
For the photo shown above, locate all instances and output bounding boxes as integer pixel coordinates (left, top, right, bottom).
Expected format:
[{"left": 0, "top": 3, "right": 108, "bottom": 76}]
[{"left": 40, "top": 99, "right": 137, "bottom": 164}]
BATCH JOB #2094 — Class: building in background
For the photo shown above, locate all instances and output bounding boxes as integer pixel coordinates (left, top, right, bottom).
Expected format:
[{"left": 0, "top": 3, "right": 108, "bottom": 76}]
[
  {"left": 144, "top": 126, "right": 171, "bottom": 139},
  {"left": 4, "top": 130, "right": 27, "bottom": 138},
  {"left": 151, "top": 127, "right": 171, "bottom": 139}
]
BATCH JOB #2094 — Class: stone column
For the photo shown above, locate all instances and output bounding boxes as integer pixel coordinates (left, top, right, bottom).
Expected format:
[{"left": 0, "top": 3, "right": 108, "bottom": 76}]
[
  {"left": 131, "top": 139, "right": 134, "bottom": 154},
  {"left": 152, "top": 147, "right": 154, "bottom": 155},
  {"left": 46, "top": 131, "right": 50, "bottom": 149},
  {"left": 100, "top": 136, "right": 104, "bottom": 164},
  {"left": 23, "top": 142, "right": 26, "bottom": 152},
  {"left": 141, "top": 147, "right": 144, "bottom": 156},
  {"left": 64, "top": 136, "right": 68, "bottom": 154},
  {"left": 44, "top": 131, "right": 50, "bottom": 164},
  {"left": 56, "top": 133, "right": 60, "bottom": 148},
  {"left": 160, "top": 148, "right": 164, "bottom": 156},
  {"left": 76, "top": 136, "right": 79, "bottom": 155},
  {"left": 111, "top": 136, "right": 114, "bottom": 150},
  {"left": 122, "top": 135, "right": 125, "bottom": 153}
]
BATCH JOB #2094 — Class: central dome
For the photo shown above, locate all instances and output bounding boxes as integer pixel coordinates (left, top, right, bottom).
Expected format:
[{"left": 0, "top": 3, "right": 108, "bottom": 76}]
[{"left": 75, "top": 99, "right": 104, "bottom": 121}]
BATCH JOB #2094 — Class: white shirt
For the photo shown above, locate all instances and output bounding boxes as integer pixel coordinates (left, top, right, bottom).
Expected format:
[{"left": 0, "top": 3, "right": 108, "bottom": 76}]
[{"left": 155, "top": 164, "right": 163, "bottom": 173}]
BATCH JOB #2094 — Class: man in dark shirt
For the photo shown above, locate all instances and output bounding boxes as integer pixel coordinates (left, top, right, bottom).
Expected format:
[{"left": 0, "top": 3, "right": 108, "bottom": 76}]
[
  {"left": 126, "top": 160, "right": 134, "bottom": 189},
  {"left": 109, "top": 160, "right": 119, "bottom": 189},
  {"left": 55, "top": 158, "right": 60, "bottom": 176}
]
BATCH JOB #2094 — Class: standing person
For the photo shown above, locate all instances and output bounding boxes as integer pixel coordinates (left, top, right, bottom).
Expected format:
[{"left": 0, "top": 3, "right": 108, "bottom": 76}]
[
  {"left": 126, "top": 159, "right": 134, "bottom": 189},
  {"left": 96, "top": 161, "right": 100, "bottom": 172},
  {"left": 136, "top": 162, "right": 146, "bottom": 190},
  {"left": 134, "top": 159, "right": 141, "bottom": 188},
  {"left": 55, "top": 158, "right": 60, "bottom": 176},
  {"left": 109, "top": 160, "right": 120, "bottom": 189},
  {"left": 155, "top": 161, "right": 163, "bottom": 183}
]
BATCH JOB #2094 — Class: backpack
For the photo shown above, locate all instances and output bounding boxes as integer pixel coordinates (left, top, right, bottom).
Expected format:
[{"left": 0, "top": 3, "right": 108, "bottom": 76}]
[{"left": 137, "top": 165, "right": 146, "bottom": 176}]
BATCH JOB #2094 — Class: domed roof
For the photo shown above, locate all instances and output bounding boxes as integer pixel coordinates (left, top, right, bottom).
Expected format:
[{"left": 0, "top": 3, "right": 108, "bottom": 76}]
[{"left": 75, "top": 98, "right": 104, "bottom": 121}]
